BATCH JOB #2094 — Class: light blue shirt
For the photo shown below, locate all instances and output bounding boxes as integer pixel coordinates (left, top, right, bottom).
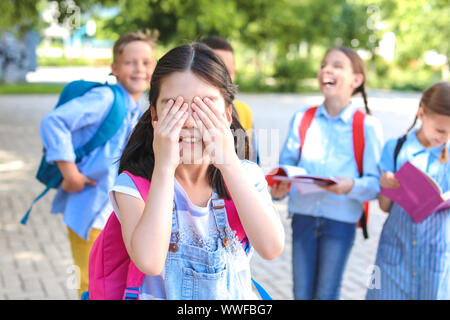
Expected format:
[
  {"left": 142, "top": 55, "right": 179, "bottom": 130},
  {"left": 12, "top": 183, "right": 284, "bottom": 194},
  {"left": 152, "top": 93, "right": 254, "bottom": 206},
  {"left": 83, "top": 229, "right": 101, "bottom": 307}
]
[
  {"left": 366, "top": 129, "right": 450, "bottom": 299},
  {"left": 279, "top": 103, "right": 383, "bottom": 224},
  {"left": 40, "top": 82, "right": 142, "bottom": 240}
]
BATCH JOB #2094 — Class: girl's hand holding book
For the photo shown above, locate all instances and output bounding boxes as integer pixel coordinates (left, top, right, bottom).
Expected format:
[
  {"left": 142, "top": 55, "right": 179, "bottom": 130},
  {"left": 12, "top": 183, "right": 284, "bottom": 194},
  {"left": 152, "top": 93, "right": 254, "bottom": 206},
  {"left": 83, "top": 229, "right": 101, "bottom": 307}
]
[
  {"left": 380, "top": 171, "right": 400, "bottom": 189},
  {"left": 319, "top": 177, "right": 354, "bottom": 195},
  {"left": 270, "top": 181, "right": 290, "bottom": 199}
]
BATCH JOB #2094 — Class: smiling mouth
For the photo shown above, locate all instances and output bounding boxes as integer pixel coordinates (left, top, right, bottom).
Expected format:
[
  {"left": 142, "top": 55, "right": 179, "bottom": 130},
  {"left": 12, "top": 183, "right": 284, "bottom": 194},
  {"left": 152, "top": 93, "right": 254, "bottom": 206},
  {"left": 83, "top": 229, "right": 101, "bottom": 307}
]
[
  {"left": 179, "top": 137, "right": 202, "bottom": 143},
  {"left": 322, "top": 79, "right": 336, "bottom": 86},
  {"left": 131, "top": 76, "right": 148, "bottom": 81}
]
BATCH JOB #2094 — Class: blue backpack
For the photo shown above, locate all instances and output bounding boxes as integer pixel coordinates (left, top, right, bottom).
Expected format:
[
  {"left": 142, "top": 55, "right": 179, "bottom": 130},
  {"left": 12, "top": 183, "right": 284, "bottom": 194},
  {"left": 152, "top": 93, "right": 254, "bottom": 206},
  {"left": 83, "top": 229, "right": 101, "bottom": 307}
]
[{"left": 21, "top": 80, "right": 127, "bottom": 224}]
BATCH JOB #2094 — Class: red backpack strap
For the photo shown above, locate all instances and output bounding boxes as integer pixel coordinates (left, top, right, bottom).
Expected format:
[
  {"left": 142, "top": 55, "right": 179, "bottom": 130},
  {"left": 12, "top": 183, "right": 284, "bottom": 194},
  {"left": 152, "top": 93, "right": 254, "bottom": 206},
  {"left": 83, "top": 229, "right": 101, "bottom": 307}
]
[
  {"left": 352, "top": 110, "right": 365, "bottom": 175},
  {"left": 224, "top": 199, "right": 249, "bottom": 251},
  {"left": 352, "top": 110, "right": 369, "bottom": 239},
  {"left": 298, "top": 106, "right": 318, "bottom": 161}
]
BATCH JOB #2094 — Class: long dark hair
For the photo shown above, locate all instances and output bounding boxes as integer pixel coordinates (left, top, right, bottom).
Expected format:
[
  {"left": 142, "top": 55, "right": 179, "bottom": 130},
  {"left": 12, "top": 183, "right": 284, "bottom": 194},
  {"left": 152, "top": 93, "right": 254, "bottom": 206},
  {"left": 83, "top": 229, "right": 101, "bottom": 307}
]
[{"left": 118, "top": 43, "right": 249, "bottom": 199}]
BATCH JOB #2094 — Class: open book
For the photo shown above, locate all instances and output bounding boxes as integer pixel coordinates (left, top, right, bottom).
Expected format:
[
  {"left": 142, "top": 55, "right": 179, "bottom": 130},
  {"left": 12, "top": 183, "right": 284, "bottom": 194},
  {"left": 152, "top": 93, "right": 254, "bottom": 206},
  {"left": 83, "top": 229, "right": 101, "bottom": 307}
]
[
  {"left": 380, "top": 161, "right": 450, "bottom": 223},
  {"left": 265, "top": 164, "right": 338, "bottom": 195}
]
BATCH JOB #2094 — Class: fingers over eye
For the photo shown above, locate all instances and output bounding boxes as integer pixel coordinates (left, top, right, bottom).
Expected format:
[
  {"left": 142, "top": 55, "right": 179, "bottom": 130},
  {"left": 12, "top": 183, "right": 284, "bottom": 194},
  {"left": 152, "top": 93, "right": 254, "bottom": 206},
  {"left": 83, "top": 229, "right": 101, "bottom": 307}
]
[
  {"left": 161, "top": 96, "right": 183, "bottom": 121},
  {"left": 202, "top": 97, "right": 229, "bottom": 125},
  {"left": 192, "top": 102, "right": 214, "bottom": 129},
  {"left": 160, "top": 98, "right": 175, "bottom": 120},
  {"left": 192, "top": 97, "right": 225, "bottom": 127},
  {"left": 164, "top": 103, "right": 188, "bottom": 131}
]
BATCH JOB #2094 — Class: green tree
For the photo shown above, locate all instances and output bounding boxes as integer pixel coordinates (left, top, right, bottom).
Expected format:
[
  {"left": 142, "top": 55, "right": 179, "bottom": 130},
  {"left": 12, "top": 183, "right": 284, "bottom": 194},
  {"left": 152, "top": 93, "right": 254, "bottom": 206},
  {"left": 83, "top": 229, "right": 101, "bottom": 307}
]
[{"left": 0, "top": 0, "right": 44, "bottom": 35}]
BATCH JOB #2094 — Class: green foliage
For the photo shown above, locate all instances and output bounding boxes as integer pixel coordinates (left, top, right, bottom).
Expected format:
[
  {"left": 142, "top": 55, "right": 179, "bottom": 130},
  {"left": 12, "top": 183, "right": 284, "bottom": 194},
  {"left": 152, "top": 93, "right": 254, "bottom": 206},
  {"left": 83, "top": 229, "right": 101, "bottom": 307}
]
[
  {"left": 1, "top": 0, "right": 448, "bottom": 92},
  {"left": 0, "top": 0, "right": 45, "bottom": 35},
  {"left": 38, "top": 56, "right": 110, "bottom": 67},
  {"left": 273, "top": 56, "right": 317, "bottom": 92},
  {"left": 0, "top": 83, "right": 65, "bottom": 94}
]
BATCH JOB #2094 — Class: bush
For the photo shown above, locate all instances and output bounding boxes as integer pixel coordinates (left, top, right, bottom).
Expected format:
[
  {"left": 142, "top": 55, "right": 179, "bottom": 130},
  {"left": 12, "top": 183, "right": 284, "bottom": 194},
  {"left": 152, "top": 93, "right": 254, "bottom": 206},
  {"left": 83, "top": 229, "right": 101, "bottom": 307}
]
[
  {"left": 272, "top": 56, "right": 317, "bottom": 92},
  {"left": 367, "top": 60, "right": 441, "bottom": 92},
  {"left": 38, "top": 56, "right": 111, "bottom": 67}
]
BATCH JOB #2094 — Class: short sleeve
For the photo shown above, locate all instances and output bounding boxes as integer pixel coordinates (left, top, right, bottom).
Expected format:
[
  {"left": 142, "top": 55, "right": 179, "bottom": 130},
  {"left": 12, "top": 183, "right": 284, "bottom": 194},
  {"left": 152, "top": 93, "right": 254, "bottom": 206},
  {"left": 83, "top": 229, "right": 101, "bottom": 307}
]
[
  {"left": 240, "top": 160, "right": 273, "bottom": 204},
  {"left": 379, "top": 138, "right": 398, "bottom": 174},
  {"left": 108, "top": 172, "right": 143, "bottom": 221}
]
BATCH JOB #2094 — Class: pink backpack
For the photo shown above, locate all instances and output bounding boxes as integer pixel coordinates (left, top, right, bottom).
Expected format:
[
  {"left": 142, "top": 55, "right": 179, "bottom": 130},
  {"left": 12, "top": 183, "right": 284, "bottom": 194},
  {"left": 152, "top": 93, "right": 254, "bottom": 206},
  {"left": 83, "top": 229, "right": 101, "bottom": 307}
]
[{"left": 87, "top": 170, "right": 249, "bottom": 300}]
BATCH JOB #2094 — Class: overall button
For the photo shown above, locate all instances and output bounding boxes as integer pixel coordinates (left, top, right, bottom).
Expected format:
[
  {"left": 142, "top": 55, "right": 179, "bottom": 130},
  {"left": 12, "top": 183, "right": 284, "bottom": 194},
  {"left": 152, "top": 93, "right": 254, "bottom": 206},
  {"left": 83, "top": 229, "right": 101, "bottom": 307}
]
[
  {"left": 169, "top": 243, "right": 178, "bottom": 252},
  {"left": 222, "top": 238, "right": 229, "bottom": 247}
]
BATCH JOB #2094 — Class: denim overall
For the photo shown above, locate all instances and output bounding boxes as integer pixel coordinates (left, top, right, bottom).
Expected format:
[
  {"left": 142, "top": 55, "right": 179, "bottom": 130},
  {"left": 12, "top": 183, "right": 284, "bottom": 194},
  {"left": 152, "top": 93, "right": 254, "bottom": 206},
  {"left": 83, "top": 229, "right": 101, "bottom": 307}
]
[{"left": 163, "top": 191, "right": 256, "bottom": 300}]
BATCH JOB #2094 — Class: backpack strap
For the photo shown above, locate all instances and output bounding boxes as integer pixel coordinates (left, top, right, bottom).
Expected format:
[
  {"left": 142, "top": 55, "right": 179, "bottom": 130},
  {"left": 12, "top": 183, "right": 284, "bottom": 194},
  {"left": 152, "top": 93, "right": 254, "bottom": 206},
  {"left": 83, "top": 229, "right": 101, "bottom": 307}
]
[
  {"left": 224, "top": 199, "right": 247, "bottom": 246},
  {"left": 21, "top": 175, "right": 60, "bottom": 224},
  {"left": 352, "top": 110, "right": 369, "bottom": 239},
  {"left": 298, "top": 106, "right": 318, "bottom": 162},
  {"left": 123, "top": 263, "right": 146, "bottom": 300},
  {"left": 55, "top": 80, "right": 103, "bottom": 107},
  {"left": 225, "top": 203, "right": 272, "bottom": 300},
  {"left": 352, "top": 110, "right": 366, "bottom": 175},
  {"left": 120, "top": 171, "right": 150, "bottom": 299},
  {"left": 393, "top": 135, "right": 407, "bottom": 172},
  {"left": 74, "top": 85, "right": 127, "bottom": 160}
]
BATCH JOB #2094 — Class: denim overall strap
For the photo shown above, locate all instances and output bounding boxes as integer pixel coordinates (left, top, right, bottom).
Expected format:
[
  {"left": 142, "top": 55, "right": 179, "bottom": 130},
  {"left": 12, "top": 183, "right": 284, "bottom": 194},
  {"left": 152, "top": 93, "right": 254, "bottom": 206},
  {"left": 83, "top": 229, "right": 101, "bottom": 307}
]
[
  {"left": 169, "top": 201, "right": 179, "bottom": 252},
  {"left": 211, "top": 193, "right": 273, "bottom": 300},
  {"left": 210, "top": 193, "right": 229, "bottom": 247}
]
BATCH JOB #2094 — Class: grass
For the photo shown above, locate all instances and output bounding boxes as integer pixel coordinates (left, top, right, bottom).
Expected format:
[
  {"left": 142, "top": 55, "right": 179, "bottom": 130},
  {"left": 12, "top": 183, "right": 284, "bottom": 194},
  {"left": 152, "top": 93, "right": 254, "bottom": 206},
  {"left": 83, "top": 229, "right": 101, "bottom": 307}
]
[{"left": 0, "top": 83, "right": 66, "bottom": 95}]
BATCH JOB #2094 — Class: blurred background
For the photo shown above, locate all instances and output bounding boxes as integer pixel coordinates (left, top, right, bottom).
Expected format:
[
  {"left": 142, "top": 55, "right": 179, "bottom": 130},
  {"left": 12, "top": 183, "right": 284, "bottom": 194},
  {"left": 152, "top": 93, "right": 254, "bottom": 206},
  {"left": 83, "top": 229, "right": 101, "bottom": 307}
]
[
  {"left": 1, "top": 0, "right": 447, "bottom": 300},
  {"left": 0, "top": 0, "right": 448, "bottom": 94}
]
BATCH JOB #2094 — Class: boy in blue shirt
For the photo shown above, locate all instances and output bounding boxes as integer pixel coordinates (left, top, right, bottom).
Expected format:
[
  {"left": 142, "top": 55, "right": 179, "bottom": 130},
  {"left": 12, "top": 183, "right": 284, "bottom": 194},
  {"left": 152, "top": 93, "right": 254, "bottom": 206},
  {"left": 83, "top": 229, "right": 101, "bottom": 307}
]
[{"left": 40, "top": 31, "right": 156, "bottom": 298}]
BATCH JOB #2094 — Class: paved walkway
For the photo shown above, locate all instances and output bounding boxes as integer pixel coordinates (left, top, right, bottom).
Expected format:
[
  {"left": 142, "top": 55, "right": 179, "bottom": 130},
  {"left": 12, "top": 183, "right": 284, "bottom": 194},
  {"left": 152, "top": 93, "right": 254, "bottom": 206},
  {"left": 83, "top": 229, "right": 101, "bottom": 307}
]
[{"left": 0, "top": 91, "right": 419, "bottom": 300}]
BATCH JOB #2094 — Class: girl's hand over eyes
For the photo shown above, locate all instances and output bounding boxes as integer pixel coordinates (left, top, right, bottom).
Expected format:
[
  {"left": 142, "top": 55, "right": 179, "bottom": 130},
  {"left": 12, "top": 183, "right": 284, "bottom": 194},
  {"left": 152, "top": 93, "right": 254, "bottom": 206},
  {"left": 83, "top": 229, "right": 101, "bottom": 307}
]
[
  {"left": 191, "top": 96, "right": 237, "bottom": 170},
  {"left": 152, "top": 96, "right": 189, "bottom": 172}
]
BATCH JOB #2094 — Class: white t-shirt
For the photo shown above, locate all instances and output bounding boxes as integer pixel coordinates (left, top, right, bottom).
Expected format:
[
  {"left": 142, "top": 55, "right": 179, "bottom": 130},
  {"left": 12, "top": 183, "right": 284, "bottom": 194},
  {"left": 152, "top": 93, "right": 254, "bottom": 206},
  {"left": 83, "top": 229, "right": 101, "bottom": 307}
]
[{"left": 108, "top": 160, "right": 274, "bottom": 299}]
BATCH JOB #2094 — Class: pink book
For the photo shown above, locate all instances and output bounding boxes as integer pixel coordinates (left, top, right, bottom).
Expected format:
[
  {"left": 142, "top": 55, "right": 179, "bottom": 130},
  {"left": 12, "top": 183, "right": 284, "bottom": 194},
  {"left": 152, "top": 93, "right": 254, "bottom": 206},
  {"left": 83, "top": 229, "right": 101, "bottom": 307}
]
[{"left": 380, "top": 161, "right": 450, "bottom": 223}]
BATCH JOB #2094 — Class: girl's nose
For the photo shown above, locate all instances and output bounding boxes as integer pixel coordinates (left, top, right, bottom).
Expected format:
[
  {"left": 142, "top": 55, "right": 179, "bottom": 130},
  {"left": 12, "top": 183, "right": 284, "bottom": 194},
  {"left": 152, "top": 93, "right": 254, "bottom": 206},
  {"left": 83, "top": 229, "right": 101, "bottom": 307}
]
[{"left": 183, "top": 105, "right": 196, "bottom": 128}]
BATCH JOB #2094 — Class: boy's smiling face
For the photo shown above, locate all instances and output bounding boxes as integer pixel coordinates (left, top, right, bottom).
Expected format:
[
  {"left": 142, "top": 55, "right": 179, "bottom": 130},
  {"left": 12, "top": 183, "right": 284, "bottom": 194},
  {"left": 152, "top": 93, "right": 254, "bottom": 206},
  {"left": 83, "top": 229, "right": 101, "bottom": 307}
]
[{"left": 111, "top": 40, "right": 155, "bottom": 101}]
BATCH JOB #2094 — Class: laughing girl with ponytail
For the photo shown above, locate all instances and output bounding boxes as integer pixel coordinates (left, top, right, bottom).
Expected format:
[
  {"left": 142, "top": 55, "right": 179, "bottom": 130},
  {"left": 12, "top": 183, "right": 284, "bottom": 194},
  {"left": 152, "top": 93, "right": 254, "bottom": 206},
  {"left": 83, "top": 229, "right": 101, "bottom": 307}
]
[{"left": 271, "top": 46, "right": 384, "bottom": 300}]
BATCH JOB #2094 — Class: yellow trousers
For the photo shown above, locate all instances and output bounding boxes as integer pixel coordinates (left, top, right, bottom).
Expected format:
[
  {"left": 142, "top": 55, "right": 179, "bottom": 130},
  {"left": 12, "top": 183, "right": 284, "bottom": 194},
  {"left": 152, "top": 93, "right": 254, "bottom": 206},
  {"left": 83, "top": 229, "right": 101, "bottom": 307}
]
[{"left": 67, "top": 226, "right": 102, "bottom": 299}]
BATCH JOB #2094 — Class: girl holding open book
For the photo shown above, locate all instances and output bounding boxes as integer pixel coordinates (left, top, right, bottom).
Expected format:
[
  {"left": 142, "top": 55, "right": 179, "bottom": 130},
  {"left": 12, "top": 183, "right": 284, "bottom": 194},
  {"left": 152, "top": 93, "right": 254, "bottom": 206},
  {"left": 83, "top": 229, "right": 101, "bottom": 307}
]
[
  {"left": 270, "top": 47, "right": 383, "bottom": 300},
  {"left": 367, "top": 82, "right": 450, "bottom": 300}
]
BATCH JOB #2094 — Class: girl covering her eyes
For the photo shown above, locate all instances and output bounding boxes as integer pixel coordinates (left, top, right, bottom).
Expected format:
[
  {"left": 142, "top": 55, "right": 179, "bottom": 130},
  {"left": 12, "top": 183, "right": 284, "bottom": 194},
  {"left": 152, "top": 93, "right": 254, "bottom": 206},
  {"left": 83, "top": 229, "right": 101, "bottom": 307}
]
[{"left": 107, "top": 43, "right": 284, "bottom": 300}]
